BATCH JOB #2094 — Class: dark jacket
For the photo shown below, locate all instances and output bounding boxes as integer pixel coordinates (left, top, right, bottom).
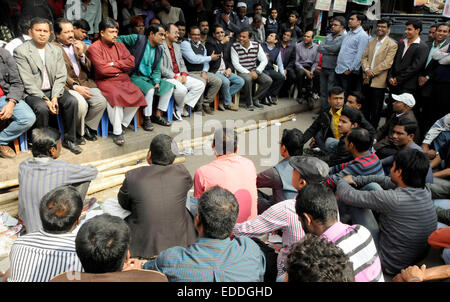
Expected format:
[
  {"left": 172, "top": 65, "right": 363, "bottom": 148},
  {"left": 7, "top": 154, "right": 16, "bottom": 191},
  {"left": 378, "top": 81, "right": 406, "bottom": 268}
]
[
  {"left": 205, "top": 38, "right": 233, "bottom": 73},
  {"left": 0, "top": 47, "right": 24, "bottom": 101},
  {"left": 419, "top": 39, "right": 450, "bottom": 97},
  {"left": 374, "top": 110, "right": 420, "bottom": 150},
  {"left": 280, "top": 41, "right": 296, "bottom": 72},
  {"left": 319, "top": 135, "right": 353, "bottom": 167},
  {"left": 279, "top": 23, "right": 303, "bottom": 43}
]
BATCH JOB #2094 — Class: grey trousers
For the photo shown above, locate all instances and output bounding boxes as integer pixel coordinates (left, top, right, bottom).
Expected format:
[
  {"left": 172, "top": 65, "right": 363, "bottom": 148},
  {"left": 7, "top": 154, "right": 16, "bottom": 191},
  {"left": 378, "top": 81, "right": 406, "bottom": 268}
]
[
  {"left": 428, "top": 177, "right": 450, "bottom": 200},
  {"left": 69, "top": 87, "right": 107, "bottom": 136},
  {"left": 237, "top": 72, "right": 272, "bottom": 106},
  {"left": 189, "top": 71, "right": 222, "bottom": 107},
  {"left": 320, "top": 68, "right": 335, "bottom": 112}
]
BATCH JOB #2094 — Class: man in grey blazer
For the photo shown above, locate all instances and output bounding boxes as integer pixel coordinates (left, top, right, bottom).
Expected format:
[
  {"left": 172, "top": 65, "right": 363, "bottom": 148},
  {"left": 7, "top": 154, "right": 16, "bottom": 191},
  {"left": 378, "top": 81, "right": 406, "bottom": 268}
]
[
  {"left": 14, "top": 17, "right": 82, "bottom": 154},
  {"left": 161, "top": 23, "right": 205, "bottom": 120}
]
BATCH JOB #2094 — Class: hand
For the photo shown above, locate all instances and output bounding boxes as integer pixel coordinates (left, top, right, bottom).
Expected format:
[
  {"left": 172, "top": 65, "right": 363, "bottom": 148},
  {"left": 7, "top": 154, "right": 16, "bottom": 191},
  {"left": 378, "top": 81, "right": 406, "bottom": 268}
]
[
  {"left": 365, "top": 69, "right": 375, "bottom": 78},
  {"left": 309, "top": 138, "right": 317, "bottom": 148},
  {"left": 74, "top": 85, "right": 93, "bottom": 99},
  {"left": 0, "top": 269, "right": 9, "bottom": 282},
  {"left": 418, "top": 76, "right": 428, "bottom": 87},
  {"left": 344, "top": 70, "right": 351, "bottom": 75},
  {"left": 46, "top": 97, "right": 58, "bottom": 114},
  {"left": 425, "top": 149, "right": 437, "bottom": 160},
  {"left": 389, "top": 77, "right": 398, "bottom": 86},
  {"left": 222, "top": 13, "right": 230, "bottom": 24},
  {"left": 225, "top": 68, "right": 232, "bottom": 77},
  {"left": 122, "top": 258, "right": 145, "bottom": 271},
  {"left": 397, "top": 265, "right": 426, "bottom": 282},
  {"left": 305, "top": 70, "right": 313, "bottom": 79},
  {"left": 249, "top": 71, "right": 258, "bottom": 80},
  {"left": 201, "top": 72, "right": 209, "bottom": 83},
  {"left": 0, "top": 100, "right": 15, "bottom": 120},
  {"left": 154, "top": 83, "right": 160, "bottom": 90},
  {"left": 210, "top": 51, "right": 221, "bottom": 61},
  {"left": 73, "top": 40, "right": 85, "bottom": 57},
  {"left": 343, "top": 175, "right": 357, "bottom": 187},
  {"left": 283, "top": 70, "right": 287, "bottom": 79}
]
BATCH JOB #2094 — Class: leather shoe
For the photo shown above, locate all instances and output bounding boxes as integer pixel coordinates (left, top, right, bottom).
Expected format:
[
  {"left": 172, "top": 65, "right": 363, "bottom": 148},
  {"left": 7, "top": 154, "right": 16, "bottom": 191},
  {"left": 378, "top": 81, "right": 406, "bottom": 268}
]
[
  {"left": 268, "top": 96, "right": 277, "bottom": 105},
  {"left": 260, "top": 98, "right": 271, "bottom": 106},
  {"left": 0, "top": 145, "right": 16, "bottom": 158},
  {"left": 76, "top": 136, "right": 86, "bottom": 145},
  {"left": 224, "top": 103, "right": 239, "bottom": 111},
  {"left": 62, "top": 139, "right": 82, "bottom": 155},
  {"left": 84, "top": 127, "right": 97, "bottom": 141},
  {"left": 203, "top": 104, "right": 214, "bottom": 115},
  {"left": 218, "top": 104, "right": 226, "bottom": 111},
  {"left": 253, "top": 100, "right": 264, "bottom": 109}
]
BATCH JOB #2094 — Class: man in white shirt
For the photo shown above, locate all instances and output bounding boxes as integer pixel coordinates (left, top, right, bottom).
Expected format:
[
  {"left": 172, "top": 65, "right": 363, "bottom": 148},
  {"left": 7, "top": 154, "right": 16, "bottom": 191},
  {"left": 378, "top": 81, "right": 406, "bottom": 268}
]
[{"left": 5, "top": 16, "right": 32, "bottom": 56}]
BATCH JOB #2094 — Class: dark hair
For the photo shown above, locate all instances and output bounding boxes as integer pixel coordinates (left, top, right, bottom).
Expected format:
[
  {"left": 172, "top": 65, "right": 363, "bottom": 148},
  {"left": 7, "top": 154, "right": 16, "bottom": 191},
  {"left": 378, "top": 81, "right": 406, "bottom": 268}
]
[
  {"left": 150, "top": 134, "right": 177, "bottom": 165},
  {"left": 362, "top": 22, "right": 371, "bottom": 33},
  {"left": 393, "top": 149, "right": 429, "bottom": 188},
  {"left": 286, "top": 234, "right": 354, "bottom": 282},
  {"left": 289, "top": 11, "right": 299, "bottom": 19},
  {"left": 17, "top": 16, "right": 31, "bottom": 36},
  {"left": 267, "top": 30, "right": 279, "bottom": 40},
  {"left": 175, "top": 20, "right": 186, "bottom": 27},
  {"left": 405, "top": 19, "right": 422, "bottom": 33},
  {"left": 30, "top": 17, "right": 50, "bottom": 30},
  {"left": 150, "top": 17, "right": 161, "bottom": 24},
  {"left": 189, "top": 25, "right": 200, "bottom": 34},
  {"left": 346, "top": 127, "right": 372, "bottom": 152},
  {"left": 270, "top": 8, "right": 278, "bottom": 13},
  {"left": 54, "top": 17, "right": 72, "bottom": 35},
  {"left": 99, "top": 17, "right": 118, "bottom": 32},
  {"left": 199, "top": 19, "right": 209, "bottom": 25},
  {"left": 282, "top": 28, "right": 294, "bottom": 37},
  {"left": 75, "top": 214, "right": 131, "bottom": 273},
  {"left": 437, "top": 23, "right": 450, "bottom": 31},
  {"left": 347, "top": 91, "right": 363, "bottom": 105},
  {"left": 430, "top": 24, "right": 438, "bottom": 29},
  {"left": 377, "top": 18, "right": 391, "bottom": 28},
  {"left": 328, "top": 86, "right": 344, "bottom": 97},
  {"left": 39, "top": 185, "right": 83, "bottom": 234},
  {"left": 394, "top": 118, "right": 418, "bottom": 136},
  {"left": 198, "top": 186, "right": 239, "bottom": 239},
  {"left": 349, "top": 11, "right": 365, "bottom": 22},
  {"left": 295, "top": 183, "right": 338, "bottom": 225},
  {"left": 213, "top": 24, "right": 225, "bottom": 33},
  {"left": 341, "top": 106, "right": 361, "bottom": 125},
  {"left": 281, "top": 128, "right": 304, "bottom": 156},
  {"left": 145, "top": 23, "right": 164, "bottom": 36},
  {"left": 213, "top": 128, "right": 238, "bottom": 155},
  {"left": 239, "top": 27, "right": 253, "bottom": 38},
  {"left": 73, "top": 19, "right": 91, "bottom": 32},
  {"left": 31, "top": 127, "right": 61, "bottom": 158},
  {"left": 332, "top": 16, "right": 346, "bottom": 28},
  {"left": 253, "top": 2, "right": 262, "bottom": 10}
]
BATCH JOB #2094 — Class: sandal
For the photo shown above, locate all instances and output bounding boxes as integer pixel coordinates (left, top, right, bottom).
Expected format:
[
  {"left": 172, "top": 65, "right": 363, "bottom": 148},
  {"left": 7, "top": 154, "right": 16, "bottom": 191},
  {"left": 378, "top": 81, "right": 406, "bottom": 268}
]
[
  {"left": 112, "top": 133, "right": 125, "bottom": 146},
  {"left": 151, "top": 115, "right": 171, "bottom": 127}
]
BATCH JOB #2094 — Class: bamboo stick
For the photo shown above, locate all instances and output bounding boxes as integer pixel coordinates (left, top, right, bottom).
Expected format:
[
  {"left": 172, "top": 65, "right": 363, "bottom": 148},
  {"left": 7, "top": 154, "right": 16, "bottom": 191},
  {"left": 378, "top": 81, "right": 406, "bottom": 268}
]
[
  {"left": 0, "top": 191, "right": 18, "bottom": 205},
  {"left": 86, "top": 149, "right": 148, "bottom": 167}
]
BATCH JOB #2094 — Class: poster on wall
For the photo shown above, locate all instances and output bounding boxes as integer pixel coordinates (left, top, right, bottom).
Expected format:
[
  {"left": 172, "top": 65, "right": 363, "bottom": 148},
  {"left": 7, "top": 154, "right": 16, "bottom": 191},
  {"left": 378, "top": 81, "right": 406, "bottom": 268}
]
[
  {"left": 414, "top": 0, "right": 430, "bottom": 5},
  {"left": 334, "top": 0, "right": 348, "bottom": 12},
  {"left": 352, "top": 0, "right": 372, "bottom": 5},
  {"left": 444, "top": 0, "right": 450, "bottom": 17},
  {"left": 315, "top": 0, "right": 332, "bottom": 11}
]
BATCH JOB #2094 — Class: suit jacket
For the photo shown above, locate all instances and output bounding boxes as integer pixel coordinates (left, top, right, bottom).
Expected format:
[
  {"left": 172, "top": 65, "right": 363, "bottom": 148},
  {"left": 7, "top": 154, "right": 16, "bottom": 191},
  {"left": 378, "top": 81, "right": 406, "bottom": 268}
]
[
  {"left": 387, "top": 39, "right": 428, "bottom": 93},
  {"left": 160, "top": 40, "right": 188, "bottom": 79},
  {"left": 419, "top": 39, "right": 450, "bottom": 96},
  {"left": 52, "top": 41, "right": 97, "bottom": 90},
  {"left": 14, "top": 40, "right": 67, "bottom": 99},
  {"left": 361, "top": 36, "right": 398, "bottom": 88},
  {"left": 50, "top": 270, "right": 168, "bottom": 282},
  {"left": 280, "top": 41, "right": 296, "bottom": 72},
  {"left": 118, "top": 163, "right": 197, "bottom": 258},
  {"left": 0, "top": 47, "right": 24, "bottom": 101}
]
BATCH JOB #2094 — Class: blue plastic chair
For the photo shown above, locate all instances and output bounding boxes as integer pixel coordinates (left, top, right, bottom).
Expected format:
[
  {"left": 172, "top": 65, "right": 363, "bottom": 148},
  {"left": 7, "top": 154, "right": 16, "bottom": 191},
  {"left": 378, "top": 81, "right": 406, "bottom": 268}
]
[
  {"left": 96, "top": 110, "right": 138, "bottom": 138},
  {"left": 19, "top": 132, "right": 28, "bottom": 152}
]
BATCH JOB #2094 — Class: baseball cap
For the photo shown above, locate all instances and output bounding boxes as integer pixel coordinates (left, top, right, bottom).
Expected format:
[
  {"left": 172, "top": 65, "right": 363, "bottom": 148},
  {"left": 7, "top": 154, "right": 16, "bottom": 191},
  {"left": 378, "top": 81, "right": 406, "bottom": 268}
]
[
  {"left": 289, "top": 156, "right": 329, "bottom": 183},
  {"left": 391, "top": 93, "right": 415, "bottom": 108}
]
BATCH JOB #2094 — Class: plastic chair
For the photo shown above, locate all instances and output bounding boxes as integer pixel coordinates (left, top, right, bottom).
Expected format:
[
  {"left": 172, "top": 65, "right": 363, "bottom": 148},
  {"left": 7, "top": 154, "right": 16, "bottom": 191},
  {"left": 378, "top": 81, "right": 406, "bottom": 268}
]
[
  {"left": 96, "top": 110, "right": 139, "bottom": 138},
  {"left": 13, "top": 132, "right": 28, "bottom": 153}
]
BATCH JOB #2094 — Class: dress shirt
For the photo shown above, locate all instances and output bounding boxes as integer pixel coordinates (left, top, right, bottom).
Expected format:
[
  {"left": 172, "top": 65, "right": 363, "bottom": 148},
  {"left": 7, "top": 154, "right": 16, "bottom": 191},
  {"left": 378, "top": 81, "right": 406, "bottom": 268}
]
[
  {"left": 180, "top": 39, "right": 211, "bottom": 72},
  {"left": 426, "top": 40, "right": 446, "bottom": 67},
  {"left": 335, "top": 26, "right": 369, "bottom": 74},
  {"left": 370, "top": 36, "right": 388, "bottom": 70},
  {"left": 264, "top": 43, "right": 285, "bottom": 74},
  {"left": 402, "top": 37, "right": 421, "bottom": 58},
  {"left": 330, "top": 107, "right": 343, "bottom": 140},
  {"left": 295, "top": 41, "right": 320, "bottom": 72},
  {"left": 231, "top": 43, "right": 268, "bottom": 74},
  {"left": 62, "top": 44, "right": 82, "bottom": 77}
]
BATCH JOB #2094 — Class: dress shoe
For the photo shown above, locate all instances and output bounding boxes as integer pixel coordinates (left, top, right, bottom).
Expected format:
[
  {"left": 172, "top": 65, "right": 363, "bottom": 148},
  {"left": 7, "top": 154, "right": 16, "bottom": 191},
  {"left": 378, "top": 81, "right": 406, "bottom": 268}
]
[
  {"left": 143, "top": 118, "right": 155, "bottom": 131},
  {"left": 62, "top": 139, "right": 82, "bottom": 155},
  {"left": 76, "top": 136, "right": 86, "bottom": 145},
  {"left": 218, "top": 104, "right": 226, "bottom": 111},
  {"left": 225, "top": 103, "right": 239, "bottom": 111},
  {"left": 84, "top": 126, "right": 98, "bottom": 141},
  {"left": 203, "top": 104, "right": 214, "bottom": 115},
  {"left": 247, "top": 104, "right": 255, "bottom": 111},
  {"left": 253, "top": 100, "right": 264, "bottom": 109},
  {"left": 268, "top": 96, "right": 277, "bottom": 105},
  {"left": 260, "top": 98, "right": 271, "bottom": 106},
  {"left": 0, "top": 145, "right": 16, "bottom": 158}
]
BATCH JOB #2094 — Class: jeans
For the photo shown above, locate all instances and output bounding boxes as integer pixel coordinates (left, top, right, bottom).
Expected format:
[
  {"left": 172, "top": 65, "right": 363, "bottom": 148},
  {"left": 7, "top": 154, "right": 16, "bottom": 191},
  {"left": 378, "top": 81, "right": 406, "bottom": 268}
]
[
  {"left": 215, "top": 72, "right": 245, "bottom": 105},
  {"left": 325, "top": 137, "right": 339, "bottom": 152},
  {"left": 320, "top": 68, "right": 335, "bottom": 111},
  {"left": 433, "top": 131, "right": 450, "bottom": 156},
  {"left": 0, "top": 96, "right": 36, "bottom": 145}
]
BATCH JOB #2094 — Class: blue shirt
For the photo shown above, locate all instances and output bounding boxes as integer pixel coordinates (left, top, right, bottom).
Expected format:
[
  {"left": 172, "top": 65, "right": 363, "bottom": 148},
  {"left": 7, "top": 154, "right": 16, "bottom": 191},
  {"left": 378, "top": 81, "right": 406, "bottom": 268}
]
[
  {"left": 335, "top": 26, "right": 369, "bottom": 74},
  {"left": 144, "top": 237, "right": 266, "bottom": 282},
  {"left": 180, "top": 39, "right": 211, "bottom": 72}
]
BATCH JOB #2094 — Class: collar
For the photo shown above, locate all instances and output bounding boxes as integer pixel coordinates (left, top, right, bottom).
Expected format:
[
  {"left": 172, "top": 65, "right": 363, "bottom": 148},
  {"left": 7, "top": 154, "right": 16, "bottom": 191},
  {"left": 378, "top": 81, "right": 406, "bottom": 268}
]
[
  {"left": 268, "top": 18, "right": 276, "bottom": 24},
  {"left": 350, "top": 26, "right": 363, "bottom": 34},
  {"left": 321, "top": 221, "right": 349, "bottom": 242},
  {"left": 405, "top": 36, "right": 421, "bottom": 45},
  {"left": 329, "top": 107, "right": 343, "bottom": 116},
  {"left": 188, "top": 38, "right": 201, "bottom": 46},
  {"left": 60, "top": 42, "right": 73, "bottom": 49},
  {"left": 265, "top": 42, "right": 276, "bottom": 50},
  {"left": 433, "top": 40, "right": 446, "bottom": 48},
  {"left": 300, "top": 41, "right": 314, "bottom": 49},
  {"left": 377, "top": 35, "right": 387, "bottom": 44}
]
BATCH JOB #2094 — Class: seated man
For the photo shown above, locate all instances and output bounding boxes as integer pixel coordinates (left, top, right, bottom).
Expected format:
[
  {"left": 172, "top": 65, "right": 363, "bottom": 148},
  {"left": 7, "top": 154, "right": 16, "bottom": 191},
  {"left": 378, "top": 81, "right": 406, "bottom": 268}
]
[
  {"left": 374, "top": 93, "right": 419, "bottom": 159},
  {"left": 14, "top": 17, "right": 82, "bottom": 154},
  {"left": 194, "top": 128, "right": 258, "bottom": 222},
  {"left": 345, "top": 91, "right": 376, "bottom": 139},
  {"left": 161, "top": 23, "right": 205, "bottom": 119},
  {"left": 295, "top": 183, "right": 383, "bottom": 282},
  {"left": 257, "top": 128, "right": 304, "bottom": 213},
  {"left": 118, "top": 134, "right": 196, "bottom": 258},
  {"left": 261, "top": 31, "right": 285, "bottom": 106},
  {"left": 231, "top": 28, "right": 272, "bottom": 111},
  {"left": 142, "top": 186, "right": 266, "bottom": 282},
  {"left": 73, "top": 19, "right": 92, "bottom": 47},
  {"left": 87, "top": 17, "right": 147, "bottom": 146},
  {"left": 118, "top": 23, "right": 175, "bottom": 130},
  {"left": 18, "top": 127, "right": 98, "bottom": 233},
  {"left": 421, "top": 113, "right": 450, "bottom": 160},
  {"left": 233, "top": 156, "right": 330, "bottom": 281},
  {"left": 428, "top": 139, "right": 450, "bottom": 199},
  {"left": 284, "top": 234, "right": 355, "bottom": 282},
  {"left": 180, "top": 26, "right": 222, "bottom": 115},
  {"left": 8, "top": 186, "right": 84, "bottom": 282},
  {"left": 337, "top": 149, "right": 437, "bottom": 275},
  {"left": 0, "top": 48, "right": 35, "bottom": 159},
  {"left": 53, "top": 18, "right": 107, "bottom": 143},
  {"left": 51, "top": 214, "right": 168, "bottom": 282},
  {"left": 326, "top": 127, "right": 384, "bottom": 190}
]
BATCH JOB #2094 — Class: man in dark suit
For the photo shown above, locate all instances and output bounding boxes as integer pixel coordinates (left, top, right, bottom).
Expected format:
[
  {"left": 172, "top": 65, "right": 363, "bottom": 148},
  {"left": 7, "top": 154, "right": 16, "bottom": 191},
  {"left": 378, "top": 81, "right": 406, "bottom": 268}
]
[
  {"left": 387, "top": 19, "right": 428, "bottom": 95},
  {"left": 118, "top": 134, "right": 197, "bottom": 259},
  {"left": 278, "top": 29, "right": 296, "bottom": 98}
]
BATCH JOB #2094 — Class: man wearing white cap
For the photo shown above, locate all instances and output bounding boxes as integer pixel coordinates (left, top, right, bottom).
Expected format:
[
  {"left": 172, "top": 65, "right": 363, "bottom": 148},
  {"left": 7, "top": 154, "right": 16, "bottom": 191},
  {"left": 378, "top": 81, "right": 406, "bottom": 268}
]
[
  {"left": 236, "top": 2, "right": 250, "bottom": 30},
  {"left": 373, "top": 93, "right": 420, "bottom": 159}
]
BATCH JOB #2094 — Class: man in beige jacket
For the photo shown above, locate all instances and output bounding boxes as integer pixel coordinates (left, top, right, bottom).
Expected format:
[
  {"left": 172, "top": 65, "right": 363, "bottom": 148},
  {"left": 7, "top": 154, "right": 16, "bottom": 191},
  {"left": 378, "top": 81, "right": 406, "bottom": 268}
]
[{"left": 361, "top": 19, "right": 398, "bottom": 129}]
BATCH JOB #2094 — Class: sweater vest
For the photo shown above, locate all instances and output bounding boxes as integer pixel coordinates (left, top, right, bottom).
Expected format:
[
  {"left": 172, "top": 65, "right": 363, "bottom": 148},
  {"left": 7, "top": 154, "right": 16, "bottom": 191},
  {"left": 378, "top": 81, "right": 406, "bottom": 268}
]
[
  {"left": 232, "top": 41, "right": 260, "bottom": 72},
  {"left": 184, "top": 40, "right": 205, "bottom": 72},
  {"left": 261, "top": 43, "right": 280, "bottom": 71},
  {"left": 274, "top": 158, "right": 298, "bottom": 200}
]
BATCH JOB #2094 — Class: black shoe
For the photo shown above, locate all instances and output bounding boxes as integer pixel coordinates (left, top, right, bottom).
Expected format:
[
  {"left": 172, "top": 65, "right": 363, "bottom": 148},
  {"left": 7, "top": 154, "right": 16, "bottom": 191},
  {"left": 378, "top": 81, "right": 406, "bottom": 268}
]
[
  {"left": 260, "top": 98, "right": 270, "bottom": 106},
  {"left": 202, "top": 104, "right": 214, "bottom": 115},
  {"left": 75, "top": 136, "right": 86, "bottom": 145},
  {"left": 62, "top": 139, "right": 82, "bottom": 155},
  {"left": 296, "top": 97, "right": 303, "bottom": 104},
  {"left": 268, "top": 96, "right": 277, "bottom": 105},
  {"left": 253, "top": 100, "right": 264, "bottom": 109},
  {"left": 143, "top": 118, "right": 155, "bottom": 131},
  {"left": 151, "top": 115, "right": 171, "bottom": 126},
  {"left": 84, "top": 126, "right": 98, "bottom": 141}
]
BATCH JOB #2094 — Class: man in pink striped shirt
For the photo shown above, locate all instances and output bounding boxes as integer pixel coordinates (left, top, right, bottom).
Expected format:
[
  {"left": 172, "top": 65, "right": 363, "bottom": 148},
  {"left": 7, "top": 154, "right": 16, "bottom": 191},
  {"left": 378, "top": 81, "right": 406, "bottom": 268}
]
[{"left": 296, "top": 183, "right": 384, "bottom": 282}]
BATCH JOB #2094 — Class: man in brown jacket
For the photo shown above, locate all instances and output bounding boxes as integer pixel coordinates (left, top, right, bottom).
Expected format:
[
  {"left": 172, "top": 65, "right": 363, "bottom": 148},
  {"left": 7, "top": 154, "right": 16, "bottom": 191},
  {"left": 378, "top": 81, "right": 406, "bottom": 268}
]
[
  {"left": 361, "top": 19, "right": 398, "bottom": 129},
  {"left": 53, "top": 18, "right": 107, "bottom": 143}
]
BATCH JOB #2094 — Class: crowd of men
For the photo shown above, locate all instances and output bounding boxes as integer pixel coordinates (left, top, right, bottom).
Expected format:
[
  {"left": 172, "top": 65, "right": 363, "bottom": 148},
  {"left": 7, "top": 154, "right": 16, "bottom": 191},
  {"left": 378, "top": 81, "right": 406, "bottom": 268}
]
[{"left": 0, "top": 0, "right": 450, "bottom": 283}]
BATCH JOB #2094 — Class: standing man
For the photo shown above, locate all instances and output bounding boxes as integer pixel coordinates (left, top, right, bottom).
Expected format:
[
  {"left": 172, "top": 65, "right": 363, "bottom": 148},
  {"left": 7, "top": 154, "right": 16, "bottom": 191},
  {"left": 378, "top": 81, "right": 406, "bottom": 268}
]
[
  {"left": 261, "top": 31, "right": 285, "bottom": 106},
  {"left": 335, "top": 11, "right": 369, "bottom": 95},
  {"left": 278, "top": 11, "right": 303, "bottom": 44},
  {"left": 180, "top": 26, "right": 222, "bottom": 115},
  {"left": 161, "top": 23, "right": 205, "bottom": 119},
  {"left": 14, "top": 17, "right": 82, "bottom": 154},
  {"left": 199, "top": 19, "right": 210, "bottom": 46},
  {"left": 231, "top": 28, "right": 272, "bottom": 111},
  {"left": 361, "top": 19, "right": 398, "bottom": 129},
  {"left": 117, "top": 23, "right": 175, "bottom": 131},
  {"left": 214, "top": 0, "right": 241, "bottom": 38},
  {"left": 53, "top": 18, "right": 107, "bottom": 143},
  {"left": 236, "top": 2, "right": 250, "bottom": 30},
  {"left": 156, "top": 0, "right": 185, "bottom": 26},
  {"left": 87, "top": 17, "right": 147, "bottom": 146},
  {"left": 318, "top": 16, "right": 346, "bottom": 112},
  {"left": 294, "top": 30, "right": 320, "bottom": 109},
  {"left": 279, "top": 29, "right": 297, "bottom": 98}
]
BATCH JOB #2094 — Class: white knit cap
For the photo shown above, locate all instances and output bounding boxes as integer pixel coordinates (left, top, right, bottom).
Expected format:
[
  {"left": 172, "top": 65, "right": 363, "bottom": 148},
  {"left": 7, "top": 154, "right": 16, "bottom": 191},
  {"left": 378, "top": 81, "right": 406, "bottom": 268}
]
[
  {"left": 391, "top": 93, "right": 415, "bottom": 108},
  {"left": 444, "top": 114, "right": 450, "bottom": 128},
  {"left": 237, "top": 2, "right": 247, "bottom": 8}
]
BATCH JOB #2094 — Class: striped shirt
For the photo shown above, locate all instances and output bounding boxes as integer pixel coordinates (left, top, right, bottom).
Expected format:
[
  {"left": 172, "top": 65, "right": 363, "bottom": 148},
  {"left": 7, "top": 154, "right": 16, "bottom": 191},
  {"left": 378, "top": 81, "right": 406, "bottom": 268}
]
[
  {"left": 231, "top": 41, "right": 268, "bottom": 74},
  {"left": 8, "top": 230, "right": 83, "bottom": 282},
  {"left": 232, "top": 199, "right": 304, "bottom": 279},
  {"left": 18, "top": 157, "right": 98, "bottom": 233},
  {"left": 144, "top": 237, "right": 266, "bottom": 282},
  {"left": 321, "top": 221, "right": 384, "bottom": 282},
  {"left": 327, "top": 152, "right": 384, "bottom": 189}
]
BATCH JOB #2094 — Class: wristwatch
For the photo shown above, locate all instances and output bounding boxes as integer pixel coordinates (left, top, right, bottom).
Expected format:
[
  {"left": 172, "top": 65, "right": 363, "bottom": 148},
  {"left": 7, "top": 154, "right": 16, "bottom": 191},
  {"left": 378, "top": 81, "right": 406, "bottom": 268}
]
[{"left": 8, "top": 98, "right": 17, "bottom": 105}]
